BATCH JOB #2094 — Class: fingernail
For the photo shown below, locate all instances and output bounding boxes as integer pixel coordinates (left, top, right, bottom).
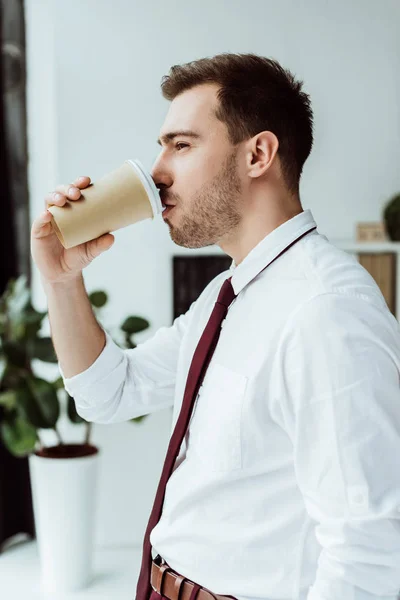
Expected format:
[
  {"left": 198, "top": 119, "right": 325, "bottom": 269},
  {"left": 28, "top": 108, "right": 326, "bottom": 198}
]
[
  {"left": 78, "top": 176, "right": 86, "bottom": 182},
  {"left": 55, "top": 193, "right": 62, "bottom": 201},
  {"left": 69, "top": 187, "right": 77, "bottom": 195}
]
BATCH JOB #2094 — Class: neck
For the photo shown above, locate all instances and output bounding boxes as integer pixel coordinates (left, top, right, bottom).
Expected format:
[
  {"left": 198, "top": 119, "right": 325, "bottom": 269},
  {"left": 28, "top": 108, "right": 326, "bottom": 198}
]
[{"left": 219, "top": 195, "right": 303, "bottom": 266}]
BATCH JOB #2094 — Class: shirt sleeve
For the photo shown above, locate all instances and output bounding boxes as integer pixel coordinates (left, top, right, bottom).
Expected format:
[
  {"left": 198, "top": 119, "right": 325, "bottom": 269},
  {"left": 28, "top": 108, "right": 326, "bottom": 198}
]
[
  {"left": 275, "top": 292, "right": 400, "bottom": 600},
  {"left": 59, "top": 300, "right": 196, "bottom": 424}
]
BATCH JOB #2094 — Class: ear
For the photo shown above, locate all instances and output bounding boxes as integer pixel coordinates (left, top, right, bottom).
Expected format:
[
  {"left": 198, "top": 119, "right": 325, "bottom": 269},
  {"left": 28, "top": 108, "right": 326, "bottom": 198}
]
[{"left": 245, "top": 131, "right": 279, "bottom": 179}]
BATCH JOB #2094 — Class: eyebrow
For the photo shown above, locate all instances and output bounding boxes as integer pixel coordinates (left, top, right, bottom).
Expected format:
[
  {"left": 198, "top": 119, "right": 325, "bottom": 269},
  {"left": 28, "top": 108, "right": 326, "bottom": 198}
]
[{"left": 157, "top": 130, "right": 202, "bottom": 146}]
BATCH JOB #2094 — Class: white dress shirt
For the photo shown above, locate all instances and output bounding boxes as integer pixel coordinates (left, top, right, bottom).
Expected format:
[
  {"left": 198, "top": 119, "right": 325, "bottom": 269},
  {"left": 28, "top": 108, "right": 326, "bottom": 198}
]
[{"left": 60, "top": 209, "right": 400, "bottom": 600}]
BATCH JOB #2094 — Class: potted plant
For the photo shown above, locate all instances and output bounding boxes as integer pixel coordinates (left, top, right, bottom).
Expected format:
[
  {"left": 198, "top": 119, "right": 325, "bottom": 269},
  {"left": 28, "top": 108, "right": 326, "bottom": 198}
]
[
  {"left": 0, "top": 273, "right": 150, "bottom": 592},
  {"left": 383, "top": 192, "right": 400, "bottom": 241}
]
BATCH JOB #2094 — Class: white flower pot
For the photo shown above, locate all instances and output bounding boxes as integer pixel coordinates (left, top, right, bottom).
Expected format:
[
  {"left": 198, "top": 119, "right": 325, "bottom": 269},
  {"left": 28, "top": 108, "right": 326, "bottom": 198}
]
[{"left": 28, "top": 444, "right": 100, "bottom": 593}]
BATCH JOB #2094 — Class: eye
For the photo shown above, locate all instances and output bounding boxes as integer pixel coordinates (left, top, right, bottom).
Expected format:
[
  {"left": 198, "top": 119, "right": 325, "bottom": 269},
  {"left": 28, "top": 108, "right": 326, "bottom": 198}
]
[{"left": 175, "top": 142, "right": 189, "bottom": 151}]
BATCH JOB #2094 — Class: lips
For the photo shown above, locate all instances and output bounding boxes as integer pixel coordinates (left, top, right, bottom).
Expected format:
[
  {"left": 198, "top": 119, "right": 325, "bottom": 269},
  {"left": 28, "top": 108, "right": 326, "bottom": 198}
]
[
  {"left": 162, "top": 205, "right": 175, "bottom": 218},
  {"left": 161, "top": 199, "right": 176, "bottom": 207}
]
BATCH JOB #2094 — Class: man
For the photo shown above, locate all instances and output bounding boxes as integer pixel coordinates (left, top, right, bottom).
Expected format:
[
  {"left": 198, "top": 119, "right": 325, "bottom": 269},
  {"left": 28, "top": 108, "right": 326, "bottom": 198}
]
[{"left": 32, "top": 53, "right": 400, "bottom": 600}]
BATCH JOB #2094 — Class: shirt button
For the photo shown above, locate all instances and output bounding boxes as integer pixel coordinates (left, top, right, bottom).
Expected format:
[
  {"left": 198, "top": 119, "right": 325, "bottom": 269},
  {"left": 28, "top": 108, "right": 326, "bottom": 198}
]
[{"left": 348, "top": 485, "right": 368, "bottom": 511}]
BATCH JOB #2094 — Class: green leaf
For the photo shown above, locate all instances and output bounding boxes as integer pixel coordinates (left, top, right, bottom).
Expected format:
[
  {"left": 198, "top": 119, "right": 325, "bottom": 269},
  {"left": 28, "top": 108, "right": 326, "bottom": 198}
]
[
  {"left": 0, "top": 276, "right": 45, "bottom": 343},
  {"left": 0, "top": 390, "right": 18, "bottom": 411},
  {"left": 23, "top": 303, "right": 47, "bottom": 338},
  {"left": 0, "top": 354, "right": 7, "bottom": 385},
  {"left": 67, "top": 394, "right": 86, "bottom": 424},
  {"left": 130, "top": 415, "right": 148, "bottom": 423},
  {"left": 28, "top": 337, "right": 58, "bottom": 363},
  {"left": 89, "top": 291, "right": 108, "bottom": 308},
  {"left": 19, "top": 377, "right": 60, "bottom": 429},
  {"left": 0, "top": 313, "right": 7, "bottom": 336},
  {"left": 122, "top": 330, "right": 136, "bottom": 349},
  {"left": 1, "top": 412, "right": 37, "bottom": 457},
  {"left": 52, "top": 376, "right": 65, "bottom": 391},
  {"left": 120, "top": 316, "right": 149, "bottom": 335},
  {"left": 9, "top": 319, "right": 26, "bottom": 341},
  {"left": 2, "top": 340, "right": 27, "bottom": 367},
  {"left": 7, "top": 275, "right": 31, "bottom": 321}
]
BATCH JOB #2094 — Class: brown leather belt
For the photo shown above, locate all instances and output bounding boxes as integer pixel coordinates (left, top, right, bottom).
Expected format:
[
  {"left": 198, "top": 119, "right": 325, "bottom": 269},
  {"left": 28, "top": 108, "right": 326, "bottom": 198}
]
[{"left": 150, "top": 555, "right": 237, "bottom": 600}]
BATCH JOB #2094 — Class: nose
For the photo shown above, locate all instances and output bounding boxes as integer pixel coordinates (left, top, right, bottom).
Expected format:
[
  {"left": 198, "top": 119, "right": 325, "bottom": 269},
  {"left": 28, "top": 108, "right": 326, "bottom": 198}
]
[{"left": 151, "top": 153, "right": 173, "bottom": 190}]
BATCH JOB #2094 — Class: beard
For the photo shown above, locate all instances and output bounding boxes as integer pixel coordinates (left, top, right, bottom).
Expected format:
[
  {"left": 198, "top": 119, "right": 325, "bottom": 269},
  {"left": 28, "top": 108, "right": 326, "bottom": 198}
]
[{"left": 165, "top": 148, "right": 242, "bottom": 249}]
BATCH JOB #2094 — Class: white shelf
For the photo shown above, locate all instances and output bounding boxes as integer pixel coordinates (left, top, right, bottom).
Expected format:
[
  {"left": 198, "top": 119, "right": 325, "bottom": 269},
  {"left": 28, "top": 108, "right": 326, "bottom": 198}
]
[
  {"left": 331, "top": 239, "right": 400, "bottom": 253},
  {"left": 0, "top": 540, "right": 142, "bottom": 599}
]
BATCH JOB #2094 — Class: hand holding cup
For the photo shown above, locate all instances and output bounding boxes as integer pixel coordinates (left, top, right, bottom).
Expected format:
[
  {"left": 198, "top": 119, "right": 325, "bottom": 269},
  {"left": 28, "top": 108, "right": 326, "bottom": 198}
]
[
  {"left": 31, "top": 160, "right": 162, "bottom": 285},
  {"left": 31, "top": 176, "right": 115, "bottom": 285}
]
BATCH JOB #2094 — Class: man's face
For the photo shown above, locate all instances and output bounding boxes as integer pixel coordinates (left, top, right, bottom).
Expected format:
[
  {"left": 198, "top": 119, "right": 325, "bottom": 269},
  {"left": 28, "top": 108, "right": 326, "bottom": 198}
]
[{"left": 151, "top": 84, "right": 243, "bottom": 248}]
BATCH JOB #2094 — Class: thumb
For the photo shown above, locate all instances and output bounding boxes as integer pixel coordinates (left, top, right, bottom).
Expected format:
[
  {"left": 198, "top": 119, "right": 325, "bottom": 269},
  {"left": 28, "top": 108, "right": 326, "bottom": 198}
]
[
  {"left": 101, "top": 233, "right": 115, "bottom": 251},
  {"left": 87, "top": 233, "right": 115, "bottom": 258}
]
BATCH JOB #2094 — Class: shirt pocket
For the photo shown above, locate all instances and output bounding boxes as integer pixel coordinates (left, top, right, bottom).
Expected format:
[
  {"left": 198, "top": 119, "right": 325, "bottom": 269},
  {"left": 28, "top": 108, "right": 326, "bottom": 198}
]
[{"left": 187, "top": 362, "right": 249, "bottom": 472}]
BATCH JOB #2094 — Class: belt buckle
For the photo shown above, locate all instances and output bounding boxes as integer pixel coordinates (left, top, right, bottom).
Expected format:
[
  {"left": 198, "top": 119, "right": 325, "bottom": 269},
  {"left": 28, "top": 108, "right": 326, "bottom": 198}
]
[
  {"left": 151, "top": 554, "right": 169, "bottom": 594},
  {"left": 153, "top": 553, "right": 163, "bottom": 566}
]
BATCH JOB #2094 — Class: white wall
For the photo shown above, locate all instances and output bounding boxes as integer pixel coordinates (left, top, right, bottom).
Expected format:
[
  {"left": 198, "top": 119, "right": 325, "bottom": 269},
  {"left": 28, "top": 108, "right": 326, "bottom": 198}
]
[{"left": 25, "top": 0, "right": 400, "bottom": 548}]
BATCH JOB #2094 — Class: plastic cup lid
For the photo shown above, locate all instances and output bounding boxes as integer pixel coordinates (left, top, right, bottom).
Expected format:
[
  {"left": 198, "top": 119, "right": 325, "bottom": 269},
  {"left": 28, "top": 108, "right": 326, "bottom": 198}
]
[{"left": 125, "top": 159, "right": 165, "bottom": 218}]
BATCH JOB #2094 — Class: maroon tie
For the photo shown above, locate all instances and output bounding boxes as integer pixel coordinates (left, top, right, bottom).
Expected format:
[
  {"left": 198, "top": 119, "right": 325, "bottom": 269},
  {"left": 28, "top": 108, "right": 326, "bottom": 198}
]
[{"left": 135, "top": 277, "right": 236, "bottom": 600}]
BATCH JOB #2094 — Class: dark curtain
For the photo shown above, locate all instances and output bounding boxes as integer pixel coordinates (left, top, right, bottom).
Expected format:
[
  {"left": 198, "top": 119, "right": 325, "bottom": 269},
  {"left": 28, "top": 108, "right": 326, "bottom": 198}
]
[{"left": 0, "top": 0, "right": 35, "bottom": 553}]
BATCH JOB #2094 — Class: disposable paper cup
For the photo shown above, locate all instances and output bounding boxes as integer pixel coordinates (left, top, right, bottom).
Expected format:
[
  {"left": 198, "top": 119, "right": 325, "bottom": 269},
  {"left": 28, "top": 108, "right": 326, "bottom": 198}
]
[{"left": 48, "top": 159, "right": 164, "bottom": 249}]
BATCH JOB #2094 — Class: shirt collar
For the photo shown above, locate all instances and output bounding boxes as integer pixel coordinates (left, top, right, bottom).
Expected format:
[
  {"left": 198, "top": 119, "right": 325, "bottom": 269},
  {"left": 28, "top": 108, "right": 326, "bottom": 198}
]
[{"left": 228, "top": 209, "right": 317, "bottom": 295}]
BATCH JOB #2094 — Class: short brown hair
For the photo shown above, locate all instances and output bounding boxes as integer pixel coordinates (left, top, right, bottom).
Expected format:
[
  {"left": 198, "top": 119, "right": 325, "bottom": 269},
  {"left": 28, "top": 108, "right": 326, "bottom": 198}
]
[{"left": 161, "top": 53, "right": 314, "bottom": 196}]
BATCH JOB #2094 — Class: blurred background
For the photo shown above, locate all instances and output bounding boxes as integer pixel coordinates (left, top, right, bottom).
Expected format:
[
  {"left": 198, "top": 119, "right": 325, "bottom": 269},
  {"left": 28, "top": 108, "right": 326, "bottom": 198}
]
[{"left": 0, "top": 0, "right": 399, "bottom": 597}]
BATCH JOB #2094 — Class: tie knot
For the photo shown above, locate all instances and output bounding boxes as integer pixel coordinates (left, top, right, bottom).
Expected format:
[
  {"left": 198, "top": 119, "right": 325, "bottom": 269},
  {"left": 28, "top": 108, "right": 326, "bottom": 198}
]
[{"left": 216, "top": 277, "right": 236, "bottom": 308}]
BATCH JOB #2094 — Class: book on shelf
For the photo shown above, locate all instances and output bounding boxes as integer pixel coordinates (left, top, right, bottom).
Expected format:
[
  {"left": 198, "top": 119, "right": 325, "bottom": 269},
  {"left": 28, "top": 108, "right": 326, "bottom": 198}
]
[{"left": 357, "top": 252, "right": 396, "bottom": 316}]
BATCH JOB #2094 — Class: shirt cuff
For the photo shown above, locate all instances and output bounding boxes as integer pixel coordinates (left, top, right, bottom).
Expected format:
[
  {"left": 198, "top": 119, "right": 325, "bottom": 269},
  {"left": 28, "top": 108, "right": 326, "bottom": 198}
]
[{"left": 58, "top": 329, "right": 124, "bottom": 397}]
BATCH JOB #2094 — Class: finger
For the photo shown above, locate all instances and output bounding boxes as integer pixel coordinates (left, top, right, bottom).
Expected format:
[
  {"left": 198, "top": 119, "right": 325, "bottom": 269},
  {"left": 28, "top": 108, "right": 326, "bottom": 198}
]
[
  {"left": 50, "top": 177, "right": 91, "bottom": 197},
  {"left": 43, "top": 177, "right": 92, "bottom": 210},
  {"left": 44, "top": 191, "right": 62, "bottom": 209},
  {"left": 72, "top": 176, "right": 91, "bottom": 188},
  {"left": 32, "top": 209, "right": 53, "bottom": 237},
  {"left": 43, "top": 185, "right": 82, "bottom": 210},
  {"left": 54, "top": 184, "right": 82, "bottom": 199}
]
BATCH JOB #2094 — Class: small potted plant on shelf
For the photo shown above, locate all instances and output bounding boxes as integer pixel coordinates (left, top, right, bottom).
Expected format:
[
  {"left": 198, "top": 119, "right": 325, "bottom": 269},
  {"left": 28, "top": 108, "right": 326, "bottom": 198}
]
[
  {"left": 383, "top": 192, "right": 400, "bottom": 242},
  {"left": 0, "top": 273, "right": 150, "bottom": 593}
]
